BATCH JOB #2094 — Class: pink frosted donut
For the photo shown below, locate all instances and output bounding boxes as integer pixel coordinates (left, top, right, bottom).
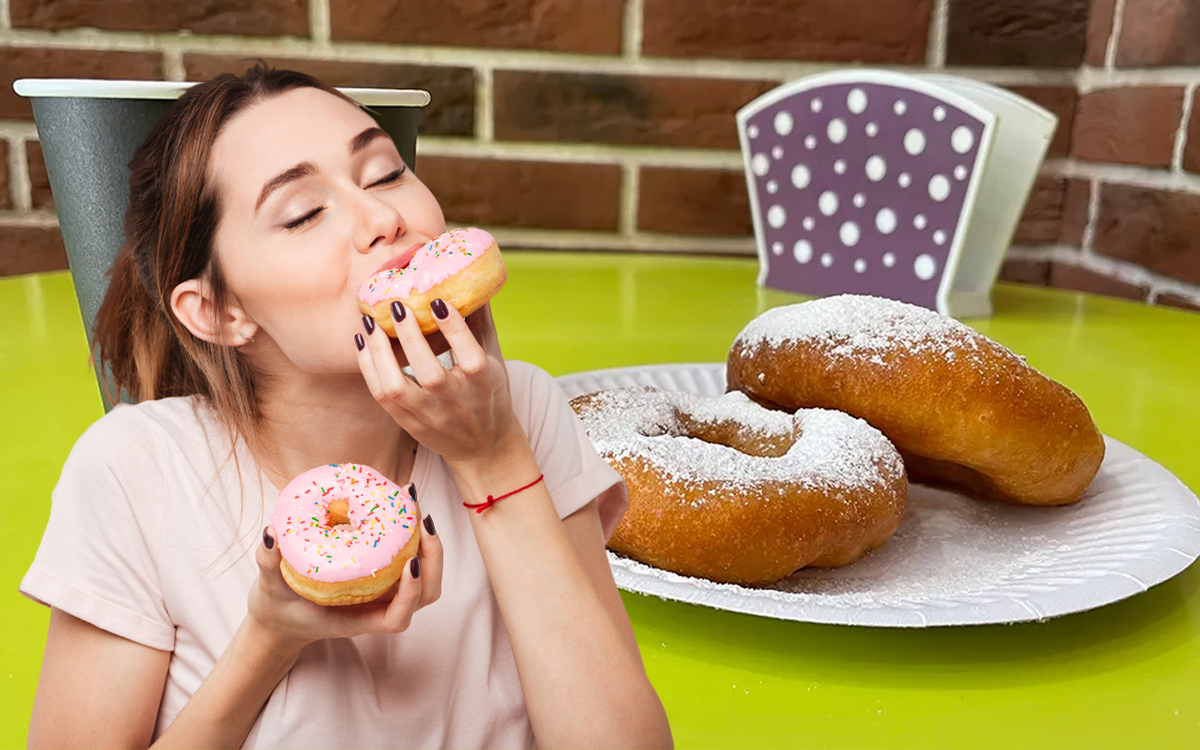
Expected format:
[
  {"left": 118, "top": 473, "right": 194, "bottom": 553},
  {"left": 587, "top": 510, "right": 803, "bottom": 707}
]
[
  {"left": 358, "top": 227, "right": 507, "bottom": 336},
  {"left": 271, "top": 463, "right": 421, "bottom": 606}
]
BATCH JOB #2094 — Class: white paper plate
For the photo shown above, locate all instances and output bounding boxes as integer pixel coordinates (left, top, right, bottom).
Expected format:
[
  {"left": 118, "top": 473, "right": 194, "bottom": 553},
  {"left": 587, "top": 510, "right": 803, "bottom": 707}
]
[{"left": 557, "top": 363, "right": 1200, "bottom": 627}]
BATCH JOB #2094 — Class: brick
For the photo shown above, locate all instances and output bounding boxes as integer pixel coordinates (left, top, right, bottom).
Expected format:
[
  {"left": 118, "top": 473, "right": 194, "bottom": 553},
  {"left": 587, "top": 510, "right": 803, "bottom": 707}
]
[
  {"left": 0, "top": 47, "right": 162, "bottom": 121},
  {"left": 416, "top": 157, "right": 620, "bottom": 231},
  {"left": 0, "top": 141, "right": 10, "bottom": 210},
  {"left": 1060, "top": 179, "right": 1091, "bottom": 247},
  {"left": 1184, "top": 104, "right": 1200, "bottom": 174},
  {"left": 493, "top": 71, "right": 776, "bottom": 150},
  {"left": 1048, "top": 263, "right": 1150, "bottom": 301},
  {"left": 1014, "top": 176, "right": 1065, "bottom": 245},
  {"left": 1155, "top": 292, "right": 1200, "bottom": 312},
  {"left": 11, "top": 0, "right": 307, "bottom": 36},
  {"left": 1115, "top": 0, "right": 1200, "bottom": 67},
  {"left": 1093, "top": 184, "right": 1200, "bottom": 286},
  {"left": 999, "top": 257, "right": 1051, "bottom": 285},
  {"left": 947, "top": 0, "right": 1090, "bottom": 67},
  {"left": 25, "top": 141, "right": 53, "bottom": 210},
  {"left": 1071, "top": 87, "right": 1184, "bottom": 168},
  {"left": 642, "top": 0, "right": 930, "bottom": 63},
  {"left": 0, "top": 224, "right": 68, "bottom": 277},
  {"left": 1086, "top": 0, "right": 1117, "bottom": 66},
  {"left": 1007, "top": 85, "right": 1076, "bottom": 157},
  {"left": 184, "top": 55, "right": 476, "bottom": 138},
  {"left": 330, "top": 0, "right": 622, "bottom": 54},
  {"left": 638, "top": 168, "right": 752, "bottom": 237}
]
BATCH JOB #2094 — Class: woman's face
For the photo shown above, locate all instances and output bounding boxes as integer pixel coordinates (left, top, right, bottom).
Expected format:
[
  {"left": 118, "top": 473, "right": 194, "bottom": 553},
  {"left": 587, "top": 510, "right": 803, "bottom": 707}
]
[{"left": 207, "top": 86, "right": 446, "bottom": 373}]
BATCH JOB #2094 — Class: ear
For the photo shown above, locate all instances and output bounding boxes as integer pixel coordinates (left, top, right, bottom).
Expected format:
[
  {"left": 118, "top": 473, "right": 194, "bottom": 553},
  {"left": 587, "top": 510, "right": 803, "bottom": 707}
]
[{"left": 170, "top": 278, "right": 258, "bottom": 346}]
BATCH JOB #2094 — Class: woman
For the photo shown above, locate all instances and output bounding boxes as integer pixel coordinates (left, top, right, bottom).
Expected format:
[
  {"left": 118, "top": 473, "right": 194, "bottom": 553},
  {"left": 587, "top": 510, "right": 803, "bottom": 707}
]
[{"left": 20, "top": 62, "right": 672, "bottom": 749}]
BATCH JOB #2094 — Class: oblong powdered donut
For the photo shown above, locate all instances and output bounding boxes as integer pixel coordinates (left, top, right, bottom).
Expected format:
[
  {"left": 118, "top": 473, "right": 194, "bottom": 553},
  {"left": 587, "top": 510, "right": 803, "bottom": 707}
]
[
  {"left": 569, "top": 387, "right": 907, "bottom": 586},
  {"left": 726, "top": 294, "right": 1106, "bottom": 506}
]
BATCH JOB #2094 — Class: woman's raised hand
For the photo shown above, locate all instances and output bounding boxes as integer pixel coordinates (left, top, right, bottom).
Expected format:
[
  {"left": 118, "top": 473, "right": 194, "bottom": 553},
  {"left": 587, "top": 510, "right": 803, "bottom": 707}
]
[
  {"left": 247, "top": 515, "right": 443, "bottom": 651},
  {"left": 355, "top": 300, "right": 525, "bottom": 469}
]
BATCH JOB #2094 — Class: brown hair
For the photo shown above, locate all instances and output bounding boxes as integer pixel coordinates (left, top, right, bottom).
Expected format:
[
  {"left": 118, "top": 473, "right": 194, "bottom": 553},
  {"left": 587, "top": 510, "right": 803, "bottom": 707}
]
[{"left": 93, "top": 60, "right": 362, "bottom": 448}]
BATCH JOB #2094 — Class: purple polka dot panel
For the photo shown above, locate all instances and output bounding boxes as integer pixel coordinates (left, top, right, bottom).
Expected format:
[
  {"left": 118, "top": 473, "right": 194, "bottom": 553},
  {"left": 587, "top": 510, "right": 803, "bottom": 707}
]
[{"left": 735, "top": 71, "right": 1052, "bottom": 317}]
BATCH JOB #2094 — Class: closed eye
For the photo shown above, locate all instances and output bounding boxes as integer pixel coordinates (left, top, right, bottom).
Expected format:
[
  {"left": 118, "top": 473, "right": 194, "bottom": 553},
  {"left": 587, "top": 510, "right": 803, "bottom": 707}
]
[{"left": 282, "top": 165, "right": 408, "bottom": 230}]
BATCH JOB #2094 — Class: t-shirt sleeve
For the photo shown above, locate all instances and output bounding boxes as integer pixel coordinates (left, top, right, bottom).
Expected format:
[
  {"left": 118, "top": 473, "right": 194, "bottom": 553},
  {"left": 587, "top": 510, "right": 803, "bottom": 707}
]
[
  {"left": 509, "top": 361, "right": 629, "bottom": 541},
  {"left": 19, "top": 404, "right": 176, "bottom": 651}
]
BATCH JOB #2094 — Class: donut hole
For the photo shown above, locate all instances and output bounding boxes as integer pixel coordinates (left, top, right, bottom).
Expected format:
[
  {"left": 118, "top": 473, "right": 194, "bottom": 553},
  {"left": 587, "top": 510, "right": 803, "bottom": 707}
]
[
  {"left": 676, "top": 412, "right": 797, "bottom": 458},
  {"left": 326, "top": 498, "right": 352, "bottom": 528}
]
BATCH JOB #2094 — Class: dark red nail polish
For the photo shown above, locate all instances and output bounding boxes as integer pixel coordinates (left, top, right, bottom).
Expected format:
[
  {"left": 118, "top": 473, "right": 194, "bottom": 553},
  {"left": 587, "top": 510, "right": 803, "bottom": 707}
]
[
  {"left": 354, "top": 333, "right": 365, "bottom": 351},
  {"left": 362, "top": 314, "right": 375, "bottom": 335},
  {"left": 263, "top": 527, "right": 274, "bottom": 550},
  {"left": 423, "top": 514, "right": 436, "bottom": 536},
  {"left": 409, "top": 482, "right": 418, "bottom": 502},
  {"left": 410, "top": 557, "right": 420, "bottom": 578},
  {"left": 431, "top": 299, "right": 449, "bottom": 320},
  {"left": 391, "top": 301, "right": 406, "bottom": 322}
]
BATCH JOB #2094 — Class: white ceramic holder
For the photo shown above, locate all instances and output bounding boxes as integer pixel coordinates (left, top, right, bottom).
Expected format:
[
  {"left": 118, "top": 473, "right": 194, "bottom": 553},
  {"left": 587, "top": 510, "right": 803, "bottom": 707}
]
[{"left": 736, "top": 69, "right": 1056, "bottom": 317}]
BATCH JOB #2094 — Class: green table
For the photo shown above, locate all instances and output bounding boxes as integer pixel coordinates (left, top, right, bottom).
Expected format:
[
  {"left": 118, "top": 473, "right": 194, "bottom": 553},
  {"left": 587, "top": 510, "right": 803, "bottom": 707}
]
[{"left": 3, "top": 252, "right": 1199, "bottom": 748}]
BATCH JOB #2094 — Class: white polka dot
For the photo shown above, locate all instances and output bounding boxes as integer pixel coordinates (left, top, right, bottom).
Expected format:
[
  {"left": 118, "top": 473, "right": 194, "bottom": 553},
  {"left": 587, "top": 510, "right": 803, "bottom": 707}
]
[
  {"left": 766, "top": 180, "right": 778, "bottom": 194},
  {"left": 914, "top": 213, "right": 927, "bottom": 229},
  {"left": 791, "top": 164, "right": 810, "bottom": 189},
  {"left": 894, "top": 100, "right": 907, "bottom": 115},
  {"left": 854, "top": 258, "right": 867, "bottom": 273},
  {"left": 853, "top": 193, "right": 866, "bottom": 207},
  {"left": 929, "top": 175, "right": 951, "bottom": 202},
  {"left": 933, "top": 106, "right": 946, "bottom": 122},
  {"left": 748, "top": 124, "right": 759, "bottom": 138},
  {"left": 952, "top": 126, "right": 974, "bottom": 153},
  {"left": 875, "top": 208, "right": 897, "bottom": 234},
  {"left": 904, "top": 128, "right": 926, "bottom": 156},
  {"left": 883, "top": 252, "right": 896, "bottom": 268},
  {"left": 840, "top": 221, "right": 860, "bottom": 247},
  {"left": 771, "top": 145, "right": 784, "bottom": 159},
  {"left": 752, "top": 154, "right": 770, "bottom": 176},
  {"left": 805, "top": 135, "right": 817, "bottom": 149},
  {"left": 794, "top": 240, "right": 813, "bottom": 263},
  {"left": 933, "top": 230, "right": 947, "bottom": 245},
  {"left": 954, "top": 165, "right": 968, "bottom": 180},
  {"left": 820, "top": 253, "right": 834, "bottom": 267},
  {"left": 774, "top": 111, "right": 794, "bottom": 136},
  {"left": 847, "top": 88, "right": 868, "bottom": 114},
  {"left": 803, "top": 216, "right": 815, "bottom": 230},
  {"left": 914, "top": 254, "right": 938, "bottom": 280},
  {"left": 866, "top": 122, "right": 879, "bottom": 137},
  {"left": 767, "top": 205, "right": 787, "bottom": 228},
  {"left": 810, "top": 98, "right": 823, "bottom": 113},
  {"left": 834, "top": 159, "right": 847, "bottom": 174},
  {"left": 771, "top": 241, "right": 784, "bottom": 256},
  {"left": 827, "top": 118, "right": 848, "bottom": 144},
  {"left": 818, "top": 191, "right": 839, "bottom": 216},
  {"left": 865, "top": 155, "right": 887, "bottom": 181},
  {"left": 898, "top": 172, "right": 912, "bottom": 188}
]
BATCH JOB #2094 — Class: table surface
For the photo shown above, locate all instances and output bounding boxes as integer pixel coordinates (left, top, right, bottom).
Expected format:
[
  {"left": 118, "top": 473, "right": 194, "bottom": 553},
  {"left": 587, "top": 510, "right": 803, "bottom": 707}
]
[{"left": 3, "top": 252, "right": 1199, "bottom": 749}]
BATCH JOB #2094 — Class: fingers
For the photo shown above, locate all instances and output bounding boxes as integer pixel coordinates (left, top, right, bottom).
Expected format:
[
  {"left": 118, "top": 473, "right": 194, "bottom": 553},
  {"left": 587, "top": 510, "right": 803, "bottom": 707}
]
[
  {"left": 255, "top": 525, "right": 291, "bottom": 598},
  {"left": 378, "top": 553, "right": 425, "bottom": 632},
  {"left": 357, "top": 314, "right": 428, "bottom": 417},
  {"left": 415, "top": 512, "right": 444, "bottom": 608},
  {"left": 391, "top": 301, "right": 450, "bottom": 391},
  {"left": 431, "top": 299, "right": 490, "bottom": 377}
]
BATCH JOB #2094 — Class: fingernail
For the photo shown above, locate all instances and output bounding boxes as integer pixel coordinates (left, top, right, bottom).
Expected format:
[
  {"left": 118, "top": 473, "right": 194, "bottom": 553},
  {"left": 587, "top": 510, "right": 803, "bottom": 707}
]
[
  {"left": 409, "top": 482, "right": 418, "bottom": 502},
  {"left": 410, "top": 557, "right": 420, "bottom": 579},
  {"left": 263, "top": 526, "right": 274, "bottom": 550},
  {"left": 362, "top": 314, "right": 376, "bottom": 335},
  {"left": 423, "top": 514, "right": 436, "bottom": 536},
  {"left": 431, "top": 299, "right": 449, "bottom": 320},
  {"left": 391, "top": 301, "right": 406, "bottom": 322},
  {"left": 354, "top": 333, "right": 365, "bottom": 351}
]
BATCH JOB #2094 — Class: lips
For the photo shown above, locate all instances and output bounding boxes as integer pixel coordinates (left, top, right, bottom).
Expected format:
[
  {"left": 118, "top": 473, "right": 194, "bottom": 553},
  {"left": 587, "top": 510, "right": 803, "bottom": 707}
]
[{"left": 370, "top": 240, "right": 427, "bottom": 278}]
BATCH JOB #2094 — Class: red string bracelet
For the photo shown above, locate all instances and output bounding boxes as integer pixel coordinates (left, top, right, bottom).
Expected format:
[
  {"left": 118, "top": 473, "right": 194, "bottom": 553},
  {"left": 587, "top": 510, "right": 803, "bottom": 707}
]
[{"left": 463, "top": 474, "right": 545, "bottom": 514}]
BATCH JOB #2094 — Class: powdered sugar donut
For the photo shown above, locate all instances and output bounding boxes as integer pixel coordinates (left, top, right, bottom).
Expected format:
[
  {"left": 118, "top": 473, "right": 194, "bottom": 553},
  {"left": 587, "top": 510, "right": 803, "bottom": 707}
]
[
  {"left": 570, "top": 387, "right": 907, "bottom": 586},
  {"left": 727, "top": 294, "right": 1105, "bottom": 506},
  {"left": 358, "top": 227, "right": 506, "bottom": 336},
  {"left": 271, "top": 463, "right": 421, "bottom": 606}
]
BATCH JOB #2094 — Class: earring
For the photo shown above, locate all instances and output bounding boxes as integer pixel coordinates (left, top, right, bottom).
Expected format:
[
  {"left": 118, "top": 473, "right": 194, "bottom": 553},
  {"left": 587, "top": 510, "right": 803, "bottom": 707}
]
[{"left": 239, "top": 331, "right": 256, "bottom": 343}]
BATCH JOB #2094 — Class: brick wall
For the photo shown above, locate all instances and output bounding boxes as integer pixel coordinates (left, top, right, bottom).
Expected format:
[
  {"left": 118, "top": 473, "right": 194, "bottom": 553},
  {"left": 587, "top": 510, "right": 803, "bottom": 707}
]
[{"left": 1, "top": 0, "right": 1198, "bottom": 313}]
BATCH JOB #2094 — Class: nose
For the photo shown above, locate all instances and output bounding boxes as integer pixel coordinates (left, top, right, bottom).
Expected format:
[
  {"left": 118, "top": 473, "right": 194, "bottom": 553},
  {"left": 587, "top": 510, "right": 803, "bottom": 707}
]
[{"left": 351, "top": 188, "right": 407, "bottom": 254}]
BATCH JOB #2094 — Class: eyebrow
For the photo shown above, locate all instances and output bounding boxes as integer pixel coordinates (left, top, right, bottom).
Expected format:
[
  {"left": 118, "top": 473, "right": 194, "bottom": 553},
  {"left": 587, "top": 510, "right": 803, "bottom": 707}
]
[{"left": 254, "top": 126, "right": 393, "bottom": 214}]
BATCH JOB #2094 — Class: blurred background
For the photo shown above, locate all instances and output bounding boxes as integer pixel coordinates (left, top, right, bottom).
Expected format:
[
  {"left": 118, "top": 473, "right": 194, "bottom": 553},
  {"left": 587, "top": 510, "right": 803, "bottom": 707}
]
[{"left": 0, "top": 0, "right": 1197, "bottom": 313}]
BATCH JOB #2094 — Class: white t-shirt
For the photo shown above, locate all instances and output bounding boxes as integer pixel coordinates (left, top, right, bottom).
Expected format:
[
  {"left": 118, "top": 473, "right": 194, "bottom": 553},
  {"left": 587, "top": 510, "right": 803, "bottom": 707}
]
[{"left": 20, "top": 360, "right": 628, "bottom": 748}]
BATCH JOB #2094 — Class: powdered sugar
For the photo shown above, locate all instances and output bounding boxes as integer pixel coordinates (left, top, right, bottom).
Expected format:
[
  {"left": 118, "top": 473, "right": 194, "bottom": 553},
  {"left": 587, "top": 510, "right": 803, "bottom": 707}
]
[{"left": 573, "top": 387, "right": 904, "bottom": 500}]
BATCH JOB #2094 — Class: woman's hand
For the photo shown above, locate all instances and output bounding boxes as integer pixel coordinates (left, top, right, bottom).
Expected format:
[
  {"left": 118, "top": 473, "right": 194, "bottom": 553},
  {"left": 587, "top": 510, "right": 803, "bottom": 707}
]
[
  {"left": 247, "top": 515, "right": 444, "bottom": 653},
  {"left": 355, "top": 300, "right": 524, "bottom": 469}
]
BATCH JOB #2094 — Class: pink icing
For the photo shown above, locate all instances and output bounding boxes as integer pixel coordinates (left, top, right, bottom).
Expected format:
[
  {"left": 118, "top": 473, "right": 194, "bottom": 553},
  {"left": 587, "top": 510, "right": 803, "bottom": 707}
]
[
  {"left": 271, "top": 463, "right": 419, "bottom": 583},
  {"left": 357, "top": 227, "right": 495, "bottom": 308}
]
